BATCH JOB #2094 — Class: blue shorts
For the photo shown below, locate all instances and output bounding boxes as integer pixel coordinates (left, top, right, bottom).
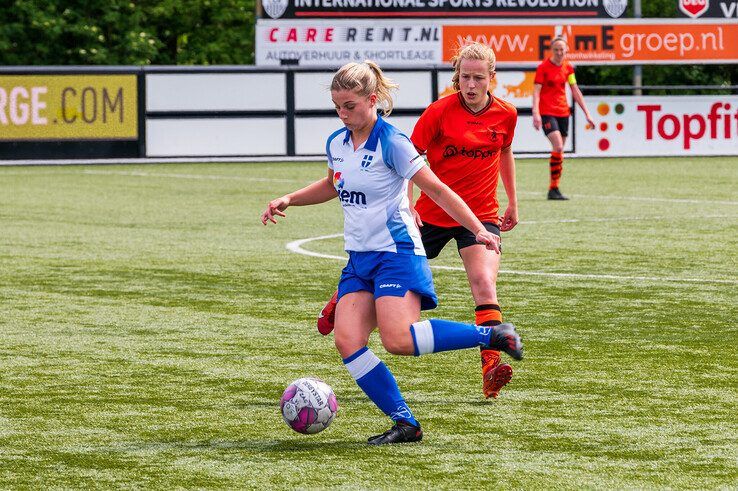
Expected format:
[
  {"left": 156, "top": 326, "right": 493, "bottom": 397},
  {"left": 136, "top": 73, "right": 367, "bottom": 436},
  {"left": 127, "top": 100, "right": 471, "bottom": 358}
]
[{"left": 337, "top": 251, "right": 438, "bottom": 311}]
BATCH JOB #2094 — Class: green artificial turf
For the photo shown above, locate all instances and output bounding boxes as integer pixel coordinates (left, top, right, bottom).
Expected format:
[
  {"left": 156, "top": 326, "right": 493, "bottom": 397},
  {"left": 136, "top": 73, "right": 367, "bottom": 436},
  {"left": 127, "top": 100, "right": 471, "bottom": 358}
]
[{"left": 0, "top": 157, "right": 736, "bottom": 488}]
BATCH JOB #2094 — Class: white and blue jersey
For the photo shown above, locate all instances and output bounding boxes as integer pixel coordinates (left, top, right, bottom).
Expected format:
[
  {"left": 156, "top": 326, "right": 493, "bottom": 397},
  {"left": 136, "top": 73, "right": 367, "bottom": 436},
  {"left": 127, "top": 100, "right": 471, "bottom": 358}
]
[{"left": 326, "top": 116, "right": 426, "bottom": 255}]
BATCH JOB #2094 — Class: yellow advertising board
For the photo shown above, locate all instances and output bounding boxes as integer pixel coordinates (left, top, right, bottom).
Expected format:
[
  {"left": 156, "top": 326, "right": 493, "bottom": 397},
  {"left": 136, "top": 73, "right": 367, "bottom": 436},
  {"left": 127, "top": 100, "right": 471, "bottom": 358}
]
[{"left": 0, "top": 75, "right": 137, "bottom": 140}]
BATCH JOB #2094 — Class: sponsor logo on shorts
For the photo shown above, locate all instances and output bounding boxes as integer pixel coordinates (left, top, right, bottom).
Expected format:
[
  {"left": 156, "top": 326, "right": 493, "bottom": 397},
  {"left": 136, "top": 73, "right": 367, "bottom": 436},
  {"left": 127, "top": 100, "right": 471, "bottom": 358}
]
[{"left": 379, "top": 283, "right": 403, "bottom": 289}]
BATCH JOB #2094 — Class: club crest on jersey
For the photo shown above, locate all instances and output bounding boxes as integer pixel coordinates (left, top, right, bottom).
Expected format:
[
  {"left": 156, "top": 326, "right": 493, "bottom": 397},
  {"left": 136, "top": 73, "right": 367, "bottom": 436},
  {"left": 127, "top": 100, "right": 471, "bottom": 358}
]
[
  {"left": 488, "top": 127, "right": 498, "bottom": 141},
  {"left": 360, "top": 154, "right": 374, "bottom": 171}
]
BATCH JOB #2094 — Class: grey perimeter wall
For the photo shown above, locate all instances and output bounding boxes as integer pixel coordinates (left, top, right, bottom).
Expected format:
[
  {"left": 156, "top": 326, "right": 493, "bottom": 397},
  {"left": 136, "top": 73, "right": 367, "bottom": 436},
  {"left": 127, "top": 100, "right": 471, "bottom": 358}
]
[{"left": 1, "top": 66, "right": 736, "bottom": 160}]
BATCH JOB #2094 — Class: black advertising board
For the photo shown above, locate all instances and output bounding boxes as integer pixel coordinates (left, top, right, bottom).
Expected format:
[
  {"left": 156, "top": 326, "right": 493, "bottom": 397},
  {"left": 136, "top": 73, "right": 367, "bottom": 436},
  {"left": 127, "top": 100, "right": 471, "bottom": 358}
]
[
  {"left": 260, "top": 0, "right": 630, "bottom": 19},
  {"left": 677, "top": 0, "right": 738, "bottom": 18}
]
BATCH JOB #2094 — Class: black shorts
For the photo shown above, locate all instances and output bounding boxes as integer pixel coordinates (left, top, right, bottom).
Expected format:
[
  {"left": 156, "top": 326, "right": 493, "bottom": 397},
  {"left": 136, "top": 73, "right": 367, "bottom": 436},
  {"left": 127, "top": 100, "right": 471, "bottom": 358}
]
[
  {"left": 419, "top": 222, "right": 501, "bottom": 260},
  {"left": 541, "top": 115, "right": 570, "bottom": 137}
]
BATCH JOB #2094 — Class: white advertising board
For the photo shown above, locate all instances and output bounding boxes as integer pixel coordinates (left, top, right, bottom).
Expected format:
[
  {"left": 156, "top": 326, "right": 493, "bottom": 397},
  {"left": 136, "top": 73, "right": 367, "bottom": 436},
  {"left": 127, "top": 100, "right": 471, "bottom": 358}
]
[
  {"left": 256, "top": 20, "right": 442, "bottom": 67},
  {"left": 147, "top": 74, "right": 285, "bottom": 111},
  {"left": 295, "top": 115, "right": 420, "bottom": 155},
  {"left": 147, "top": 118, "right": 286, "bottom": 156},
  {"left": 295, "top": 71, "right": 433, "bottom": 110},
  {"left": 575, "top": 95, "right": 738, "bottom": 157}
]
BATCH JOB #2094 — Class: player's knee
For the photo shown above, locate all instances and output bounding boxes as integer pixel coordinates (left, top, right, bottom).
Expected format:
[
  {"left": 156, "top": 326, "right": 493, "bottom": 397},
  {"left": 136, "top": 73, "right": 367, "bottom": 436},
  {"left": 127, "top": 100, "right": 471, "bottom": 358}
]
[
  {"left": 334, "top": 331, "right": 365, "bottom": 358},
  {"left": 552, "top": 143, "right": 564, "bottom": 153},
  {"left": 470, "top": 278, "right": 497, "bottom": 301},
  {"left": 379, "top": 328, "right": 414, "bottom": 355}
]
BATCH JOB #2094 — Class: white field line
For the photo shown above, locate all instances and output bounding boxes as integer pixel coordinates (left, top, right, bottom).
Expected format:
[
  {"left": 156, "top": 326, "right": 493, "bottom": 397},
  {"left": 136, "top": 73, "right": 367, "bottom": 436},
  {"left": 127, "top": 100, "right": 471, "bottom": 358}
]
[
  {"left": 4, "top": 168, "right": 738, "bottom": 206},
  {"left": 517, "top": 190, "right": 738, "bottom": 206},
  {"left": 572, "top": 194, "right": 738, "bottom": 206},
  {"left": 0, "top": 169, "right": 305, "bottom": 183},
  {"left": 80, "top": 169, "right": 303, "bottom": 183},
  {"left": 286, "top": 233, "right": 738, "bottom": 285},
  {"left": 519, "top": 214, "right": 735, "bottom": 224}
]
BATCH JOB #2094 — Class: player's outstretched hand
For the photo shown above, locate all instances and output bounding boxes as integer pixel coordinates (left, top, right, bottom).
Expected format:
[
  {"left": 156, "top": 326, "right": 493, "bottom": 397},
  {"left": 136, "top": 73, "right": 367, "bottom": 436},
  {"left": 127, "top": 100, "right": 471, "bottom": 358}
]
[
  {"left": 261, "top": 196, "right": 290, "bottom": 225},
  {"left": 475, "top": 229, "right": 501, "bottom": 254},
  {"left": 410, "top": 207, "right": 424, "bottom": 229},
  {"left": 532, "top": 113, "right": 542, "bottom": 131},
  {"left": 500, "top": 205, "right": 519, "bottom": 232},
  {"left": 586, "top": 114, "right": 595, "bottom": 129}
]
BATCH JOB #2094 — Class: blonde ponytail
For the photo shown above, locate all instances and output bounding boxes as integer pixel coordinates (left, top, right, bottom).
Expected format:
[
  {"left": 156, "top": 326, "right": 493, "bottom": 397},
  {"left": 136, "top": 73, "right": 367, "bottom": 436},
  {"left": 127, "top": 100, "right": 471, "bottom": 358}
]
[{"left": 331, "top": 60, "right": 399, "bottom": 116}]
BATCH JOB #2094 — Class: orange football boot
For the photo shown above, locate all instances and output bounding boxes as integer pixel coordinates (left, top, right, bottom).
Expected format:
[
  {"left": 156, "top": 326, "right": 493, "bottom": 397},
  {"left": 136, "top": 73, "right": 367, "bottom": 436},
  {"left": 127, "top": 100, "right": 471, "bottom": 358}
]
[{"left": 481, "top": 349, "right": 513, "bottom": 399}]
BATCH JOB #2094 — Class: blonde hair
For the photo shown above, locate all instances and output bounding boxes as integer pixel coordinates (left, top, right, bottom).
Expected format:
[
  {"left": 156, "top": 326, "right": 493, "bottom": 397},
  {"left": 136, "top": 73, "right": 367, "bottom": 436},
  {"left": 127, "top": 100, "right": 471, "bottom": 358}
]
[
  {"left": 551, "top": 36, "right": 568, "bottom": 49},
  {"left": 451, "top": 42, "right": 496, "bottom": 91},
  {"left": 331, "top": 60, "right": 398, "bottom": 116}
]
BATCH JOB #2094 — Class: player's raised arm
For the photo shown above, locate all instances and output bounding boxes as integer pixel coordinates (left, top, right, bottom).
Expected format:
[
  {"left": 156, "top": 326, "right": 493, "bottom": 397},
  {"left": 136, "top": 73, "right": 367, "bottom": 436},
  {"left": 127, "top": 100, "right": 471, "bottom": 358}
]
[
  {"left": 410, "top": 165, "right": 500, "bottom": 254},
  {"left": 261, "top": 169, "right": 336, "bottom": 225}
]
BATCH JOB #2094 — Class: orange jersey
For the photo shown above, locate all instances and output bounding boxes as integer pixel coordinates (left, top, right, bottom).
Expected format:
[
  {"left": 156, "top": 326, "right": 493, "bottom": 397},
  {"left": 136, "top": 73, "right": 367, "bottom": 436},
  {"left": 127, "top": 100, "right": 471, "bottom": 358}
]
[
  {"left": 535, "top": 58, "right": 575, "bottom": 117},
  {"left": 411, "top": 92, "right": 517, "bottom": 228}
]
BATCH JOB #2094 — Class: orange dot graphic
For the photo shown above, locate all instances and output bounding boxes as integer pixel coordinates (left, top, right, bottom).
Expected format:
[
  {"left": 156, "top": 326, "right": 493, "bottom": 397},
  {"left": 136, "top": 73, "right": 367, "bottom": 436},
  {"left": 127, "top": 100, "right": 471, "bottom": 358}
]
[{"left": 597, "top": 103, "right": 609, "bottom": 116}]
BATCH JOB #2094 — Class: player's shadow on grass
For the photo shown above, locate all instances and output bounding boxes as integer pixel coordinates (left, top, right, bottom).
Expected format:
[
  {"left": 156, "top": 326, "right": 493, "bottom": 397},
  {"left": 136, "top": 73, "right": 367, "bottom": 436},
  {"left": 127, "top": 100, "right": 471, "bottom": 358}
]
[
  {"left": 309, "top": 396, "right": 496, "bottom": 407},
  {"left": 148, "top": 439, "right": 364, "bottom": 453}
]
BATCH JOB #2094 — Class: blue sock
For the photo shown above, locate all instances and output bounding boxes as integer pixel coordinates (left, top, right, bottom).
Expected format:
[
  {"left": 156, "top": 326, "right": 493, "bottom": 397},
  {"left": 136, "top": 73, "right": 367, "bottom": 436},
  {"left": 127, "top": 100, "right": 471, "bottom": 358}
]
[
  {"left": 342, "top": 347, "right": 419, "bottom": 427},
  {"left": 410, "top": 319, "right": 491, "bottom": 355}
]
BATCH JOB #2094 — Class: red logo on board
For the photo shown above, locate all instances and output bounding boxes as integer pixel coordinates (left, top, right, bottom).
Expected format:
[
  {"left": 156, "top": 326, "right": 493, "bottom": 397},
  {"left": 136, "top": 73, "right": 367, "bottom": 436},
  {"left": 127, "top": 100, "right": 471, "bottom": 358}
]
[{"left": 679, "top": 0, "right": 709, "bottom": 18}]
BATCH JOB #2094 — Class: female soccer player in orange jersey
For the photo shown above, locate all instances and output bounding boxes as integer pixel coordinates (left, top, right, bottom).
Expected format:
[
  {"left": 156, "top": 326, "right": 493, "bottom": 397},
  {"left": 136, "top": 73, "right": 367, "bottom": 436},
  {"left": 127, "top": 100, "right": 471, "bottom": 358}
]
[
  {"left": 532, "top": 37, "right": 595, "bottom": 200},
  {"left": 318, "top": 42, "right": 521, "bottom": 400},
  {"left": 410, "top": 42, "right": 519, "bottom": 399}
]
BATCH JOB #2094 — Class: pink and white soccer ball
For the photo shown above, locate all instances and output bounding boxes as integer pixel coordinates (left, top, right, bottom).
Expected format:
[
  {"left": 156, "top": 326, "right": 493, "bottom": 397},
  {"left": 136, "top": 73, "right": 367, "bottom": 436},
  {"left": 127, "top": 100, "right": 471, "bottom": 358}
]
[{"left": 280, "top": 377, "right": 338, "bottom": 434}]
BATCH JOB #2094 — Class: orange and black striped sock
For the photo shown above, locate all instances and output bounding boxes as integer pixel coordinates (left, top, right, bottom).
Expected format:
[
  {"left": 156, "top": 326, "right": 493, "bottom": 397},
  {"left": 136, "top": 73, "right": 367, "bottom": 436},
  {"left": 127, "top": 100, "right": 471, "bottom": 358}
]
[
  {"left": 549, "top": 151, "right": 563, "bottom": 190},
  {"left": 476, "top": 304, "right": 502, "bottom": 361}
]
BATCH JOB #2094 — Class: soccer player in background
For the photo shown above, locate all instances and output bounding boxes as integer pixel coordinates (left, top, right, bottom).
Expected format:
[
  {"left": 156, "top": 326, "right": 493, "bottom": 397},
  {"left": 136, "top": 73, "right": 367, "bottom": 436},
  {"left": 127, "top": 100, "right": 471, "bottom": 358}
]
[
  {"left": 532, "top": 37, "right": 595, "bottom": 200},
  {"left": 262, "top": 60, "right": 523, "bottom": 445},
  {"left": 319, "top": 42, "right": 520, "bottom": 400}
]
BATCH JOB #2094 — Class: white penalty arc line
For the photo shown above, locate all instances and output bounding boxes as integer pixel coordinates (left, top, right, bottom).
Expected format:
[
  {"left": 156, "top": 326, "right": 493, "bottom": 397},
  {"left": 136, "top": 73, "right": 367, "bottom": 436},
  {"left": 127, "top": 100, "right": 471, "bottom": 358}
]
[{"left": 286, "top": 233, "right": 738, "bottom": 285}]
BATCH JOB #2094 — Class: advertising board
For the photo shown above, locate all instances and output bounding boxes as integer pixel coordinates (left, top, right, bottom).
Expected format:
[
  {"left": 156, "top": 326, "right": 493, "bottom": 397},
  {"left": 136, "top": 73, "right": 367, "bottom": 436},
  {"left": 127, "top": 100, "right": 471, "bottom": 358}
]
[
  {"left": 575, "top": 95, "right": 738, "bottom": 156},
  {"left": 256, "top": 20, "right": 441, "bottom": 66},
  {"left": 443, "top": 20, "right": 738, "bottom": 65},
  {"left": 677, "top": 0, "right": 738, "bottom": 18},
  {"left": 0, "top": 75, "right": 138, "bottom": 140},
  {"left": 257, "top": 19, "right": 738, "bottom": 67},
  {"left": 260, "top": 0, "right": 629, "bottom": 19}
]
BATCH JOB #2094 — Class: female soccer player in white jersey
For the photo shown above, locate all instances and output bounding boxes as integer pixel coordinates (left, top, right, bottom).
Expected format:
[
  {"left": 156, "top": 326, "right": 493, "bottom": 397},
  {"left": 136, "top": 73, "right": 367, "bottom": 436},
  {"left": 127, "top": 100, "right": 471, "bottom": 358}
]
[{"left": 261, "top": 60, "right": 523, "bottom": 445}]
